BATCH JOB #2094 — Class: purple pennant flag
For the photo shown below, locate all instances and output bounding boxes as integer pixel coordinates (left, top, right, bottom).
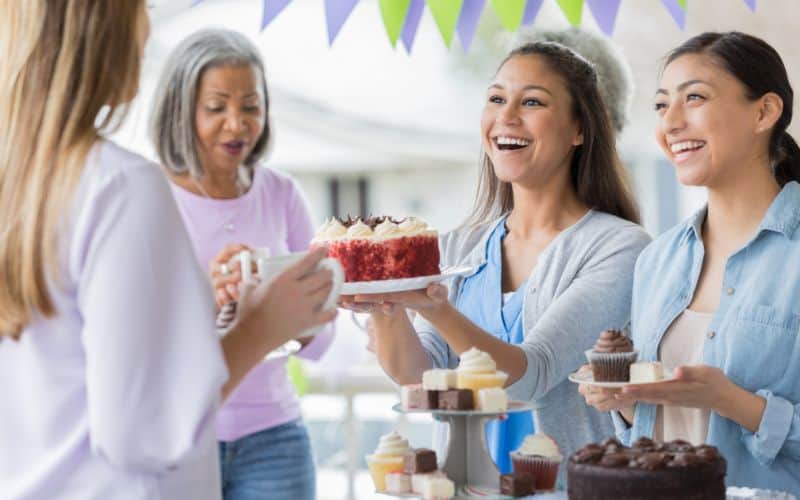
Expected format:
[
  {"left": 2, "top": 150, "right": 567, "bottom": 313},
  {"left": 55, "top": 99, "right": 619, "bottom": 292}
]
[
  {"left": 744, "top": 0, "right": 756, "bottom": 11},
  {"left": 587, "top": 0, "right": 622, "bottom": 36},
  {"left": 325, "top": 0, "right": 359, "bottom": 45},
  {"left": 660, "top": 0, "right": 686, "bottom": 30},
  {"left": 522, "top": 0, "right": 544, "bottom": 25},
  {"left": 261, "top": 0, "right": 292, "bottom": 30},
  {"left": 401, "top": 0, "right": 425, "bottom": 53},
  {"left": 192, "top": 0, "right": 204, "bottom": 5},
  {"left": 457, "top": 0, "right": 485, "bottom": 51}
]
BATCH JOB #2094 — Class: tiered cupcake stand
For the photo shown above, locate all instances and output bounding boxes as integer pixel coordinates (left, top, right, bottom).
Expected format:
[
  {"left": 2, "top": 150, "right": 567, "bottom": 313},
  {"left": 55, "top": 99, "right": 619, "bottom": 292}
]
[{"left": 390, "top": 401, "right": 536, "bottom": 498}]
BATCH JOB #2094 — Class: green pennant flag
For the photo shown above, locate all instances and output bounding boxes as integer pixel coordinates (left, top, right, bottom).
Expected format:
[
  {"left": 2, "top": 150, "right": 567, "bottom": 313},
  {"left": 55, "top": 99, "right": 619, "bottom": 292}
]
[
  {"left": 556, "top": 0, "right": 583, "bottom": 26},
  {"left": 379, "top": 0, "right": 412, "bottom": 46},
  {"left": 678, "top": 0, "right": 687, "bottom": 8},
  {"left": 286, "top": 356, "right": 309, "bottom": 396},
  {"left": 490, "top": 0, "right": 526, "bottom": 31},
  {"left": 427, "top": 0, "right": 463, "bottom": 47}
]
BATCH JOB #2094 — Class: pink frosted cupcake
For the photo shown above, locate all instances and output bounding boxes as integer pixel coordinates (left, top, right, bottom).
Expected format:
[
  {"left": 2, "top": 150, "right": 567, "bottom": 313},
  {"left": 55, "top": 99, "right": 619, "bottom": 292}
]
[{"left": 510, "top": 432, "right": 562, "bottom": 491}]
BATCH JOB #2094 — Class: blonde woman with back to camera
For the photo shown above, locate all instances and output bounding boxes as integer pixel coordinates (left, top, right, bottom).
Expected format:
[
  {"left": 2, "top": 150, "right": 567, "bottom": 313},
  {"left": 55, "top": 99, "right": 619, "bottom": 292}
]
[{"left": 0, "top": 3, "right": 336, "bottom": 500}]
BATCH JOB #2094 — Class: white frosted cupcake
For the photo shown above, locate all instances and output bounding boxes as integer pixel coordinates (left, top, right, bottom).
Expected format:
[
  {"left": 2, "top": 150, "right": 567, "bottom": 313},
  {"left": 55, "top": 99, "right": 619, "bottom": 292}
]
[
  {"left": 455, "top": 347, "right": 508, "bottom": 401},
  {"left": 510, "top": 432, "right": 562, "bottom": 491},
  {"left": 365, "top": 431, "right": 411, "bottom": 491}
]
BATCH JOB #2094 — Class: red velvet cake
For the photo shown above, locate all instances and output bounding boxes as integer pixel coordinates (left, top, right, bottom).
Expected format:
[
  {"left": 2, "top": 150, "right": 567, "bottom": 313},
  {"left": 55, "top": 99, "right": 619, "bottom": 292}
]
[{"left": 312, "top": 216, "right": 440, "bottom": 282}]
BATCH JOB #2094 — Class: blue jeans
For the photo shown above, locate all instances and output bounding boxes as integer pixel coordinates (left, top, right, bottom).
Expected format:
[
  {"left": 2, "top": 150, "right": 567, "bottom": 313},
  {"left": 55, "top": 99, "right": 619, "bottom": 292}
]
[{"left": 218, "top": 420, "right": 315, "bottom": 500}]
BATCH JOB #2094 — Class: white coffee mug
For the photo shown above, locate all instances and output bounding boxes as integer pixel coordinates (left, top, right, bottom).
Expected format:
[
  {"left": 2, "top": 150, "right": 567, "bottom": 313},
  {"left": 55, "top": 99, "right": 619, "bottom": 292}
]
[{"left": 238, "top": 249, "right": 344, "bottom": 338}]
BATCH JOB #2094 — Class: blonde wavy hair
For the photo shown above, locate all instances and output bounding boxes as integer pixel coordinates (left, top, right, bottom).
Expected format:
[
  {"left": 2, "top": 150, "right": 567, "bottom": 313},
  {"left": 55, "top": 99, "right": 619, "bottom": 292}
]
[{"left": 0, "top": 0, "right": 147, "bottom": 339}]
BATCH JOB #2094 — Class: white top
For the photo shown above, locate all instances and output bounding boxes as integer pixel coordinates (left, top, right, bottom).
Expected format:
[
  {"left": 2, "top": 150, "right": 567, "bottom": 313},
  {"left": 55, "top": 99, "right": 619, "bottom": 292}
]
[
  {"left": 0, "top": 141, "right": 228, "bottom": 500},
  {"left": 655, "top": 308, "right": 713, "bottom": 444}
]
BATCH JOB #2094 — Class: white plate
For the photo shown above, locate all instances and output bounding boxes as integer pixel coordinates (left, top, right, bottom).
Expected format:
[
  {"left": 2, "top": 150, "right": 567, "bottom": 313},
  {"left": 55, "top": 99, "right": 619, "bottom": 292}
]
[
  {"left": 568, "top": 369, "right": 676, "bottom": 388},
  {"left": 341, "top": 265, "right": 474, "bottom": 295},
  {"left": 392, "top": 400, "right": 535, "bottom": 417}
]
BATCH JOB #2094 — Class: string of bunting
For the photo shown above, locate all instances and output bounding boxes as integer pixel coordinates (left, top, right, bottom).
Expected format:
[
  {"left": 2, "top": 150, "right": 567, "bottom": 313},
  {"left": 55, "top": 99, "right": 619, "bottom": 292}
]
[{"left": 191, "top": 0, "right": 759, "bottom": 52}]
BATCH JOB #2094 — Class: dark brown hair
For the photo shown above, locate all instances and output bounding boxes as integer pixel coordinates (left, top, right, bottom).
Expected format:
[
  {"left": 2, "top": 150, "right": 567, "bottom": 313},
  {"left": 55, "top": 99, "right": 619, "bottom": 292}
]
[
  {"left": 465, "top": 42, "right": 640, "bottom": 226},
  {"left": 666, "top": 32, "right": 800, "bottom": 186}
]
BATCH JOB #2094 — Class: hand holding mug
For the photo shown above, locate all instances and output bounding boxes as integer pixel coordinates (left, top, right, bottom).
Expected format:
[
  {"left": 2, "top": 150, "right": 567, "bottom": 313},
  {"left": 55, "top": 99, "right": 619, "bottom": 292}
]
[
  {"left": 209, "top": 243, "right": 251, "bottom": 308},
  {"left": 239, "top": 247, "right": 344, "bottom": 339}
]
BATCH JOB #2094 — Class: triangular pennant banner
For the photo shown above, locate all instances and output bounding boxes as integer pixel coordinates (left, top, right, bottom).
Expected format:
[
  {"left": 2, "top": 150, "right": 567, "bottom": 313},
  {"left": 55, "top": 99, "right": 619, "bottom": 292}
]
[
  {"left": 457, "top": 0, "right": 485, "bottom": 50},
  {"left": 261, "top": 0, "right": 292, "bottom": 30},
  {"left": 379, "top": 0, "right": 411, "bottom": 46},
  {"left": 556, "top": 0, "right": 584, "bottom": 26},
  {"left": 587, "top": 0, "right": 621, "bottom": 36},
  {"left": 325, "top": 0, "right": 359, "bottom": 45},
  {"left": 490, "top": 0, "right": 525, "bottom": 31},
  {"left": 661, "top": 0, "right": 686, "bottom": 29},
  {"left": 401, "top": 0, "right": 426, "bottom": 52},
  {"left": 744, "top": 0, "right": 756, "bottom": 10},
  {"left": 191, "top": 0, "right": 204, "bottom": 5},
  {"left": 522, "top": 0, "right": 544, "bottom": 25},
  {"left": 427, "top": 0, "right": 464, "bottom": 47}
]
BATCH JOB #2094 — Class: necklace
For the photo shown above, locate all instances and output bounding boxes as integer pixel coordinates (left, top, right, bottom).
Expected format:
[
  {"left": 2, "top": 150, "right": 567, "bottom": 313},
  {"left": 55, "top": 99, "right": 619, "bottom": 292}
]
[{"left": 190, "top": 166, "right": 251, "bottom": 233}]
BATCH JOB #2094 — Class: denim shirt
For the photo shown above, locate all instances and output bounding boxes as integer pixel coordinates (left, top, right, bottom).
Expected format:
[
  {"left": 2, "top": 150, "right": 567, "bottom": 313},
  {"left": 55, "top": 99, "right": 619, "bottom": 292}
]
[{"left": 613, "top": 181, "right": 800, "bottom": 494}]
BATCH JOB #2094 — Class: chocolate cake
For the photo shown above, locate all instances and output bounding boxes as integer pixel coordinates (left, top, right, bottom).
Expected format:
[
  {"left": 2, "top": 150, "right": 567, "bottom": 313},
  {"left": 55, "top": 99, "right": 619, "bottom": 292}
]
[
  {"left": 567, "top": 437, "right": 726, "bottom": 499},
  {"left": 312, "top": 216, "right": 439, "bottom": 282}
]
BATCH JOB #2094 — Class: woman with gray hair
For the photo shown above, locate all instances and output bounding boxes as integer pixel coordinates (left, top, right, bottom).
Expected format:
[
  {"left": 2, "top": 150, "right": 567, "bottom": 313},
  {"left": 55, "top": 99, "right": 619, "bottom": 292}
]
[{"left": 150, "top": 29, "right": 329, "bottom": 500}]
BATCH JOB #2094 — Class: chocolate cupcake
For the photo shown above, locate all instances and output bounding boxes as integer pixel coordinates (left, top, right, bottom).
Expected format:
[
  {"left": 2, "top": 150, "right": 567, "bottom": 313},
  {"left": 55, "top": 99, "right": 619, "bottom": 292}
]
[{"left": 586, "top": 330, "right": 638, "bottom": 382}]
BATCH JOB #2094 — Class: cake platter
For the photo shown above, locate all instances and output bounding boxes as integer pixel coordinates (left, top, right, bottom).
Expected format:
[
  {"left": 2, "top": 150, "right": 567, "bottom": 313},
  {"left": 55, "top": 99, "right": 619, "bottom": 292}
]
[
  {"left": 567, "top": 369, "right": 676, "bottom": 389},
  {"left": 392, "top": 401, "right": 536, "bottom": 498},
  {"left": 341, "top": 265, "right": 475, "bottom": 295}
]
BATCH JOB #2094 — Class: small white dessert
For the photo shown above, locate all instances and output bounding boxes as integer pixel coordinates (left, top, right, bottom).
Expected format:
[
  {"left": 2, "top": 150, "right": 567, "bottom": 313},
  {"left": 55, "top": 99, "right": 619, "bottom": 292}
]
[
  {"left": 477, "top": 387, "right": 508, "bottom": 412},
  {"left": 422, "top": 369, "right": 457, "bottom": 391},
  {"left": 423, "top": 477, "right": 455, "bottom": 499},
  {"left": 411, "top": 471, "right": 445, "bottom": 494},
  {"left": 629, "top": 361, "right": 664, "bottom": 383},
  {"left": 385, "top": 472, "right": 411, "bottom": 493}
]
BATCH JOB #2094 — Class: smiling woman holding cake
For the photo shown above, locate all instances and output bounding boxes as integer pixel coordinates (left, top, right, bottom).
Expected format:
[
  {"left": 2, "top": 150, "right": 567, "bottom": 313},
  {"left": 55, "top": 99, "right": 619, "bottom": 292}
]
[{"left": 342, "top": 42, "right": 650, "bottom": 486}]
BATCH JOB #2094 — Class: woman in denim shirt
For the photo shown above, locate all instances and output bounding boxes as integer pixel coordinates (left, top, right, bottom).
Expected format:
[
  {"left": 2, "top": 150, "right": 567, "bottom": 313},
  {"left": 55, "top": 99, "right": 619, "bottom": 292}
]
[{"left": 581, "top": 32, "right": 800, "bottom": 493}]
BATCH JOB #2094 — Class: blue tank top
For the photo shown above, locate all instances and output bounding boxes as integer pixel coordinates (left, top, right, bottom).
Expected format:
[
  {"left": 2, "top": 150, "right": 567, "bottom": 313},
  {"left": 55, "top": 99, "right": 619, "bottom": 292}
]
[{"left": 455, "top": 218, "right": 534, "bottom": 473}]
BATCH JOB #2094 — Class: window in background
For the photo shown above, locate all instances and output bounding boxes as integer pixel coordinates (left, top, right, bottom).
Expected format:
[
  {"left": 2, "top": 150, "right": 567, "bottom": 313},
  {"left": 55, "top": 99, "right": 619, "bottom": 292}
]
[{"left": 329, "top": 176, "right": 370, "bottom": 219}]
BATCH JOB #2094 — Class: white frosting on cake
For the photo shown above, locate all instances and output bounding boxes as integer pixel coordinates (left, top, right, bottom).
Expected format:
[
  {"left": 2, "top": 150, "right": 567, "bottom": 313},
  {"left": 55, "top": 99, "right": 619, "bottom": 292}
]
[
  {"left": 457, "top": 347, "right": 497, "bottom": 374},
  {"left": 373, "top": 431, "right": 411, "bottom": 457},
  {"left": 516, "top": 432, "right": 561, "bottom": 459},
  {"left": 374, "top": 219, "right": 403, "bottom": 237},
  {"left": 312, "top": 216, "right": 436, "bottom": 241},
  {"left": 315, "top": 218, "right": 348, "bottom": 239},
  {"left": 346, "top": 220, "right": 373, "bottom": 238}
]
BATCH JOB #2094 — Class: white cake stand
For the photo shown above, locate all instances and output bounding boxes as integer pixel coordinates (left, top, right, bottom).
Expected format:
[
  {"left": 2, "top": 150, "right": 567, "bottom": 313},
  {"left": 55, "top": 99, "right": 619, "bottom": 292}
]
[{"left": 392, "top": 401, "right": 536, "bottom": 496}]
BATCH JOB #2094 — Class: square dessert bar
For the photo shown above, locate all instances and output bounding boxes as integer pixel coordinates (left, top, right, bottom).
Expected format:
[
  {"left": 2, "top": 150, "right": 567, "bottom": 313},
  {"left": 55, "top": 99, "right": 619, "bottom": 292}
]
[
  {"left": 422, "top": 369, "right": 457, "bottom": 391},
  {"left": 385, "top": 472, "right": 411, "bottom": 494},
  {"left": 500, "top": 472, "right": 535, "bottom": 497},
  {"left": 403, "top": 449, "right": 437, "bottom": 474},
  {"left": 402, "top": 385, "right": 439, "bottom": 410},
  {"left": 438, "top": 389, "right": 474, "bottom": 410}
]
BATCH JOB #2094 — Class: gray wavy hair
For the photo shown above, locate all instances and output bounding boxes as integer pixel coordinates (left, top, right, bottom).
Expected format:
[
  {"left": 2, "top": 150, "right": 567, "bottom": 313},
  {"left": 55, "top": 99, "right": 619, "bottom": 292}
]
[
  {"left": 510, "top": 28, "right": 633, "bottom": 133},
  {"left": 149, "top": 29, "right": 270, "bottom": 177}
]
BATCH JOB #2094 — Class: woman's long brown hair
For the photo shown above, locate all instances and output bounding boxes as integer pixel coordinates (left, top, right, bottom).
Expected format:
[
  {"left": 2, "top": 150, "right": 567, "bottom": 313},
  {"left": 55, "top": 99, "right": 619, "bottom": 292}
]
[{"left": 465, "top": 42, "right": 640, "bottom": 226}]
